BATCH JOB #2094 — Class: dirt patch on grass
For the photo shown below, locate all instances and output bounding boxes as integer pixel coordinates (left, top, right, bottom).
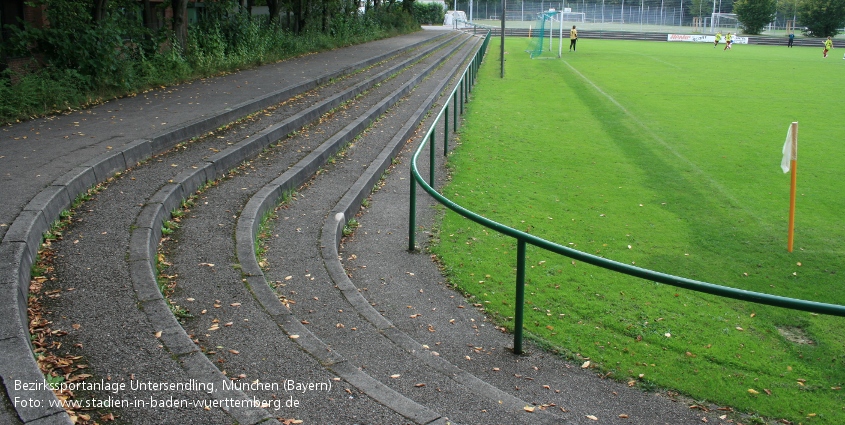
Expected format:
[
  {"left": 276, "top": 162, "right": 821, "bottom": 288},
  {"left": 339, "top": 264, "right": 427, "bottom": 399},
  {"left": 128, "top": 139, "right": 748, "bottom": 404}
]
[{"left": 777, "top": 326, "right": 815, "bottom": 345}]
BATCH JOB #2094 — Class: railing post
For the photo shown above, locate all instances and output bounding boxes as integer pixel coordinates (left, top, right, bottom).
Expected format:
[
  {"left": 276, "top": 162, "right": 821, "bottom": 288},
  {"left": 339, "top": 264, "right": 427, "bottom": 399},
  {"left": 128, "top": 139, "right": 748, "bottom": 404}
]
[
  {"left": 514, "top": 239, "right": 527, "bottom": 355},
  {"left": 429, "top": 132, "right": 436, "bottom": 186},
  {"left": 463, "top": 74, "right": 467, "bottom": 104},
  {"left": 453, "top": 91, "right": 458, "bottom": 130},
  {"left": 409, "top": 175, "right": 417, "bottom": 251},
  {"left": 444, "top": 104, "right": 449, "bottom": 156}
]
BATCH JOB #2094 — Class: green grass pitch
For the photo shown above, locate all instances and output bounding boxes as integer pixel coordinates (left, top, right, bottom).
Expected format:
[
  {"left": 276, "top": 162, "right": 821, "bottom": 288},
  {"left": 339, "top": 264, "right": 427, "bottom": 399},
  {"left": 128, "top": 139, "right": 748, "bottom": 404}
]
[{"left": 431, "top": 37, "right": 845, "bottom": 423}]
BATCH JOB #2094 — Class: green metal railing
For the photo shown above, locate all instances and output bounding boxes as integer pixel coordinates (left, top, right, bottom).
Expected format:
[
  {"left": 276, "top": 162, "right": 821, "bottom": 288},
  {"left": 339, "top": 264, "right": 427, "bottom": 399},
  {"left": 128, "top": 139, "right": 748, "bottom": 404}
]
[{"left": 409, "top": 31, "right": 845, "bottom": 355}]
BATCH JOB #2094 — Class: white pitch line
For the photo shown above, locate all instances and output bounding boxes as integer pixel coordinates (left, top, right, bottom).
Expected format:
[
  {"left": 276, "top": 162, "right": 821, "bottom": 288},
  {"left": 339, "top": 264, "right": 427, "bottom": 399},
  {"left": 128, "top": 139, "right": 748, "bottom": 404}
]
[{"left": 561, "top": 59, "right": 759, "bottom": 223}]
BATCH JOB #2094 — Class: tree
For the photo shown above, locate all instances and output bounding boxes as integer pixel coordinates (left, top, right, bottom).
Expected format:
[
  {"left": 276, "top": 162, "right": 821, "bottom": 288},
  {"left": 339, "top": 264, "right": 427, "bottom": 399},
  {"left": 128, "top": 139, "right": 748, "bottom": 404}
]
[
  {"left": 799, "top": 0, "right": 845, "bottom": 37},
  {"left": 171, "top": 0, "right": 189, "bottom": 49},
  {"left": 734, "top": 0, "right": 776, "bottom": 34},
  {"left": 687, "top": 0, "right": 713, "bottom": 18}
]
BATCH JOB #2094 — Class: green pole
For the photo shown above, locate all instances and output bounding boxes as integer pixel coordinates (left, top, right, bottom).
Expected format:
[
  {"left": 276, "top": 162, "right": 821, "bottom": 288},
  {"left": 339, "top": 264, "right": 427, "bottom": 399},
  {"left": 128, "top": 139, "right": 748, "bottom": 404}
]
[
  {"left": 409, "top": 175, "right": 417, "bottom": 251},
  {"left": 453, "top": 92, "right": 458, "bottom": 130},
  {"left": 514, "top": 239, "right": 526, "bottom": 354},
  {"left": 461, "top": 79, "right": 465, "bottom": 114},
  {"left": 500, "top": 0, "right": 506, "bottom": 78},
  {"left": 444, "top": 104, "right": 449, "bottom": 156},
  {"left": 429, "top": 132, "right": 436, "bottom": 186}
]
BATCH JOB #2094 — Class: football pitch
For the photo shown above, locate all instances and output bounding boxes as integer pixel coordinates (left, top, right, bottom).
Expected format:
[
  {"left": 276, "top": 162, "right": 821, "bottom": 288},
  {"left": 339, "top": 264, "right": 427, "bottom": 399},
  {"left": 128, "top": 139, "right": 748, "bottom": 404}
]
[{"left": 432, "top": 37, "right": 845, "bottom": 423}]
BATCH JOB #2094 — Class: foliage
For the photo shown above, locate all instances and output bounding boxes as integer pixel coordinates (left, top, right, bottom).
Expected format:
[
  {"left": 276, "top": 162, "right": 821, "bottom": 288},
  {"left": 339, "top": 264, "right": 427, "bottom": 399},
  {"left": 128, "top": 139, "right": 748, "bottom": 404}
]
[
  {"left": 0, "top": 0, "right": 419, "bottom": 124},
  {"left": 734, "top": 0, "right": 777, "bottom": 34},
  {"left": 434, "top": 38, "right": 845, "bottom": 424},
  {"left": 798, "top": 0, "right": 845, "bottom": 37},
  {"left": 413, "top": 2, "right": 445, "bottom": 24},
  {"left": 686, "top": 0, "right": 714, "bottom": 18}
]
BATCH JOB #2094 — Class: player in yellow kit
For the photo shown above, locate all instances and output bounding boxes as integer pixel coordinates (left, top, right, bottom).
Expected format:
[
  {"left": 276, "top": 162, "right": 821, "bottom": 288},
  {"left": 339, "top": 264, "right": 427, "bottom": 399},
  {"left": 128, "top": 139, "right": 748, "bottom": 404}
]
[
  {"left": 569, "top": 26, "right": 578, "bottom": 52},
  {"left": 714, "top": 31, "right": 722, "bottom": 48},
  {"left": 723, "top": 32, "right": 733, "bottom": 50},
  {"left": 823, "top": 36, "right": 832, "bottom": 58}
]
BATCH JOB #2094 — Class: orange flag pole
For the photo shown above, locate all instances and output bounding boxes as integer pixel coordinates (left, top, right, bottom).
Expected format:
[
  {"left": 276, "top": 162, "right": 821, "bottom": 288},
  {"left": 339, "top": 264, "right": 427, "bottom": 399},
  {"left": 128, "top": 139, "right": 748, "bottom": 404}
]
[{"left": 786, "top": 122, "right": 798, "bottom": 253}]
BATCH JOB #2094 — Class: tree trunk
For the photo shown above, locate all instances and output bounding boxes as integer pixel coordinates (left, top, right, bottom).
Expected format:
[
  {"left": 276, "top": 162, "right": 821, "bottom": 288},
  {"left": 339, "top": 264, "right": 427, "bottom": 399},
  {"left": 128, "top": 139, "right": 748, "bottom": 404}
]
[
  {"left": 93, "top": 0, "right": 108, "bottom": 22},
  {"left": 142, "top": 0, "right": 154, "bottom": 30},
  {"left": 171, "top": 0, "right": 189, "bottom": 50},
  {"left": 322, "top": 0, "right": 330, "bottom": 32},
  {"left": 268, "top": 0, "right": 282, "bottom": 24}
]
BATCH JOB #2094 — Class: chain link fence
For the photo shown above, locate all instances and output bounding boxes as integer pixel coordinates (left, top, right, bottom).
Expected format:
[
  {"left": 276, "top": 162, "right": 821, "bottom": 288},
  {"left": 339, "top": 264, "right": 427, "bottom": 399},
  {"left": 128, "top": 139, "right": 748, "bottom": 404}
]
[{"left": 447, "top": 0, "right": 813, "bottom": 35}]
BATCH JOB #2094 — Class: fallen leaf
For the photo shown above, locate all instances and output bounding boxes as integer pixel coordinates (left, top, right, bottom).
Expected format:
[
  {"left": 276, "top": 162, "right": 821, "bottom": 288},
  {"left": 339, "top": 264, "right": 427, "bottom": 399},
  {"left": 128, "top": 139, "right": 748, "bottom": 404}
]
[
  {"left": 390, "top": 374, "right": 401, "bottom": 378},
  {"left": 748, "top": 389, "right": 759, "bottom": 394},
  {"left": 230, "top": 302, "right": 241, "bottom": 307},
  {"left": 581, "top": 361, "right": 591, "bottom": 368},
  {"left": 414, "top": 383, "right": 426, "bottom": 387},
  {"left": 155, "top": 331, "right": 162, "bottom": 338},
  {"left": 586, "top": 415, "right": 598, "bottom": 420},
  {"left": 229, "top": 349, "right": 240, "bottom": 354},
  {"left": 736, "top": 326, "right": 744, "bottom": 331},
  {"left": 523, "top": 406, "right": 535, "bottom": 412},
  {"left": 289, "top": 335, "right": 300, "bottom": 339},
  {"left": 619, "top": 413, "right": 629, "bottom": 418}
]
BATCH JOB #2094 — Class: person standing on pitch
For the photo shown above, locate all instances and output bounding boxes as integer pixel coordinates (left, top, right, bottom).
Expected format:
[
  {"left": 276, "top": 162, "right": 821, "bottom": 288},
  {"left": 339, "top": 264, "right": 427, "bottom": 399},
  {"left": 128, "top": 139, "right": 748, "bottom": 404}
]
[
  {"left": 714, "top": 31, "right": 722, "bottom": 48},
  {"left": 569, "top": 26, "right": 578, "bottom": 52},
  {"left": 724, "top": 32, "right": 733, "bottom": 50},
  {"left": 788, "top": 31, "right": 794, "bottom": 48},
  {"left": 823, "top": 36, "right": 832, "bottom": 57}
]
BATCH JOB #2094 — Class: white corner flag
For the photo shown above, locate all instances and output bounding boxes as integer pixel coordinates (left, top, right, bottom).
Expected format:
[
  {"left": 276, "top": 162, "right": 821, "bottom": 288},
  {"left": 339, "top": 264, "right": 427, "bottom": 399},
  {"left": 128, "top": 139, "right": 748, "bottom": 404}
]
[
  {"left": 781, "top": 123, "right": 797, "bottom": 173},
  {"left": 782, "top": 122, "right": 798, "bottom": 252}
]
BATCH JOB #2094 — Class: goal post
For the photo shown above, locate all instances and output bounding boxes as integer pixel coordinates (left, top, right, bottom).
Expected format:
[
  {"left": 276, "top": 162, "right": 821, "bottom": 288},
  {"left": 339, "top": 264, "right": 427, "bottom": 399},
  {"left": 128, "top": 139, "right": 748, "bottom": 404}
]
[
  {"left": 710, "top": 13, "right": 740, "bottom": 33},
  {"left": 527, "top": 10, "right": 563, "bottom": 59}
]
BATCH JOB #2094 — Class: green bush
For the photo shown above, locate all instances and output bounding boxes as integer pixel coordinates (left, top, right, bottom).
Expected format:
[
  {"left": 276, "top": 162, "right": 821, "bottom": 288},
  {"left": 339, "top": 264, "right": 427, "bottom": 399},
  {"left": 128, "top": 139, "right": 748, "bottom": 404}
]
[
  {"left": 0, "top": 0, "right": 419, "bottom": 125},
  {"left": 734, "top": 0, "right": 777, "bottom": 34},
  {"left": 412, "top": 2, "right": 445, "bottom": 25},
  {"left": 799, "top": 0, "right": 845, "bottom": 37}
]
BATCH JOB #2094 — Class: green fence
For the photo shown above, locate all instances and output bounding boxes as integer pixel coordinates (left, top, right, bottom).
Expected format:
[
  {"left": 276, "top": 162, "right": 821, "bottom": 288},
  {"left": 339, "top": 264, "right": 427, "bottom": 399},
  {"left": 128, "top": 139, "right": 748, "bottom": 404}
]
[{"left": 408, "top": 31, "right": 845, "bottom": 355}]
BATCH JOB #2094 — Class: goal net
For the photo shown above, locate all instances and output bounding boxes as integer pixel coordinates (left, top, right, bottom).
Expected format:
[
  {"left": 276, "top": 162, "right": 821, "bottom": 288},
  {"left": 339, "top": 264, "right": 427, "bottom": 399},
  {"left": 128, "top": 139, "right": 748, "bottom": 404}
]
[
  {"left": 711, "top": 13, "right": 740, "bottom": 33},
  {"left": 527, "top": 11, "right": 563, "bottom": 59}
]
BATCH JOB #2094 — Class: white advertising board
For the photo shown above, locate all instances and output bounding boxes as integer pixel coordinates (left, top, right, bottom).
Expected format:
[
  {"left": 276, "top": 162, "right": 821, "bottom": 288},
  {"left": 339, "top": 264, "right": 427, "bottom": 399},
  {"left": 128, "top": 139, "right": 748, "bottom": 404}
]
[{"left": 667, "top": 34, "right": 749, "bottom": 44}]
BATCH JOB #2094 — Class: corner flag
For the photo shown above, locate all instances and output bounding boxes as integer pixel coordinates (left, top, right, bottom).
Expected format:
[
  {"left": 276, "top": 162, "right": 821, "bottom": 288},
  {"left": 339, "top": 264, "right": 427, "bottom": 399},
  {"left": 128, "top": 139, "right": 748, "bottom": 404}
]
[
  {"left": 781, "top": 123, "right": 797, "bottom": 173},
  {"left": 782, "top": 122, "right": 798, "bottom": 252}
]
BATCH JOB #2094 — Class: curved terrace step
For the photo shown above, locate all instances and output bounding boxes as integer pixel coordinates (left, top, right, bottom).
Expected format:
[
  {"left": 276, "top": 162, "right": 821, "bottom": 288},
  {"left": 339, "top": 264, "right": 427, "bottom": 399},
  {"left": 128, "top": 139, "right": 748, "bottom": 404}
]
[
  {"left": 231, "top": 34, "right": 561, "bottom": 425},
  {"left": 31, "top": 31, "right": 473, "bottom": 425},
  {"left": 0, "top": 30, "right": 454, "bottom": 424}
]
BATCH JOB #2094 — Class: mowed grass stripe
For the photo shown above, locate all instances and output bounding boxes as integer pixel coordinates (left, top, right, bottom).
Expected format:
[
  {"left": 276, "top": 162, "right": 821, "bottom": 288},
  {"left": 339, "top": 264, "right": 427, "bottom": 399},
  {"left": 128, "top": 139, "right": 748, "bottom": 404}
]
[{"left": 432, "top": 37, "right": 845, "bottom": 423}]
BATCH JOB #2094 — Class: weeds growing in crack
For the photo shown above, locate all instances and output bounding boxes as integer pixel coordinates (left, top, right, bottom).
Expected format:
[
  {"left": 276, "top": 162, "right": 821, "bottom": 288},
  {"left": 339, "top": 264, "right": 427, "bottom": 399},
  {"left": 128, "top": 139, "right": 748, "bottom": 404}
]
[
  {"left": 342, "top": 218, "right": 360, "bottom": 237},
  {"left": 27, "top": 183, "right": 113, "bottom": 422}
]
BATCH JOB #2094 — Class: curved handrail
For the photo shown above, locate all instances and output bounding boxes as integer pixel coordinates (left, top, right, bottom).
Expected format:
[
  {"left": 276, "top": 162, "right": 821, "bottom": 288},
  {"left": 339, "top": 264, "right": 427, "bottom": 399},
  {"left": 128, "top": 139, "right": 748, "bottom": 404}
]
[{"left": 407, "top": 34, "right": 845, "bottom": 353}]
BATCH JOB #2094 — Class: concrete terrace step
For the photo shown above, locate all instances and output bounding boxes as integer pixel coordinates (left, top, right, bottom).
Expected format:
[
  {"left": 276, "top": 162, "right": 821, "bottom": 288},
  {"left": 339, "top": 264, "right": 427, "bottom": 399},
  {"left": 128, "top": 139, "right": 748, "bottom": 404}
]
[
  {"left": 0, "top": 30, "right": 452, "bottom": 425},
  {"left": 19, "top": 31, "right": 476, "bottom": 425}
]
